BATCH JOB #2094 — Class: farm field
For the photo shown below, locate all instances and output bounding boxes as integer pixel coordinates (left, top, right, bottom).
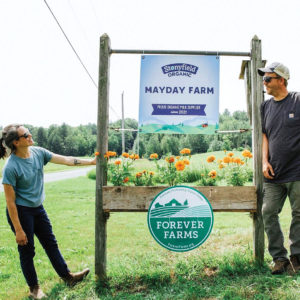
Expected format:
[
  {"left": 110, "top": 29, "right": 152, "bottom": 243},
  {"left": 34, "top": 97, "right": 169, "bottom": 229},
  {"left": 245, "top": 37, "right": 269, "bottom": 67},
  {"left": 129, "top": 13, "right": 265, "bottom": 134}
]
[{"left": 0, "top": 176, "right": 299, "bottom": 299}]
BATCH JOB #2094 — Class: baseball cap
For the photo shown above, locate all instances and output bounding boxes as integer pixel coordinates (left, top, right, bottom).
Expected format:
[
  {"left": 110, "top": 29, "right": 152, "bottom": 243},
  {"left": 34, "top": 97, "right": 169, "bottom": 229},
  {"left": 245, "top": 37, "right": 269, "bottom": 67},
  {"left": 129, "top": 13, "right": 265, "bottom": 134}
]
[{"left": 258, "top": 62, "right": 290, "bottom": 80}]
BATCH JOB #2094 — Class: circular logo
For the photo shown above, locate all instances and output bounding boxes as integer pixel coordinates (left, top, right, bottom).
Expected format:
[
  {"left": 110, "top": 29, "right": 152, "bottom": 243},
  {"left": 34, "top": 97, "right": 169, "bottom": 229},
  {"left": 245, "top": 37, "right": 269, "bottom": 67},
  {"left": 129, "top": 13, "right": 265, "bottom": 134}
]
[{"left": 147, "top": 186, "right": 214, "bottom": 252}]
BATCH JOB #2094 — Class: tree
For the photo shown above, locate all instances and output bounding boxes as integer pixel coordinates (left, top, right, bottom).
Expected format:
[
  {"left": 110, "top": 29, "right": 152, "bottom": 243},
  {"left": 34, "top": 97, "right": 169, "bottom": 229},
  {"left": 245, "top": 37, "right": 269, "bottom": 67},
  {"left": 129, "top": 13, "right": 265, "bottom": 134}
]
[
  {"left": 161, "top": 135, "right": 179, "bottom": 155},
  {"left": 146, "top": 135, "right": 162, "bottom": 157},
  {"left": 36, "top": 127, "right": 48, "bottom": 148}
]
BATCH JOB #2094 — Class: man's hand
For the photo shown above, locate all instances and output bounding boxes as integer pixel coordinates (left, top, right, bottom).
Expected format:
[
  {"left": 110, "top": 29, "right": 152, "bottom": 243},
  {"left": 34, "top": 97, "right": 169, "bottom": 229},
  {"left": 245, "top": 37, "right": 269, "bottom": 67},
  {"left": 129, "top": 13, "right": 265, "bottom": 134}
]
[
  {"left": 16, "top": 229, "right": 28, "bottom": 246},
  {"left": 263, "top": 161, "right": 275, "bottom": 179}
]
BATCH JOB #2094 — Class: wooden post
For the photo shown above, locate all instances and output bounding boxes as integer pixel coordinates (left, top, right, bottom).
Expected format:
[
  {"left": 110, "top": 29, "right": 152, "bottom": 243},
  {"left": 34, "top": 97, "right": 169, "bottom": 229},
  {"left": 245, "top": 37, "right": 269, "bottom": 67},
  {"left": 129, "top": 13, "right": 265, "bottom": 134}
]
[
  {"left": 250, "top": 35, "right": 265, "bottom": 263},
  {"left": 95, "top": 33, "right": 110, "bottom": 281},
  {"left": 245, "top": 61, "right": 252, "bottom": 125}
]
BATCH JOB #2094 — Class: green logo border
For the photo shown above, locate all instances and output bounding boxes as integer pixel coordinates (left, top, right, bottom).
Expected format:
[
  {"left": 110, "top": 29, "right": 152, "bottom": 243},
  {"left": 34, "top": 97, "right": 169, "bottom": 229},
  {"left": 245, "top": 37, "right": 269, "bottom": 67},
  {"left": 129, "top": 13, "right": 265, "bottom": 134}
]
[{"left": 147, "top": 185, "right": 214, "bottom": 252}]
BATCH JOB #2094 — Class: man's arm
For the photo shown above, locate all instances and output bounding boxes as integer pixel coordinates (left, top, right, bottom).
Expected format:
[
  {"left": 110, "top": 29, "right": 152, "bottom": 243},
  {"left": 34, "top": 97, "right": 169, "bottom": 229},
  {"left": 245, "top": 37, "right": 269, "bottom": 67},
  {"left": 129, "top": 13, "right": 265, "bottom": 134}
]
[
  {"left": 3, "top": 184, "right": 28, "bottom": 246},
  {"left": 50, "top": 154, "right": 96, "bottom": 166},
  {"left": 262, "top": 133, "right": 274, "bottom": 179}
]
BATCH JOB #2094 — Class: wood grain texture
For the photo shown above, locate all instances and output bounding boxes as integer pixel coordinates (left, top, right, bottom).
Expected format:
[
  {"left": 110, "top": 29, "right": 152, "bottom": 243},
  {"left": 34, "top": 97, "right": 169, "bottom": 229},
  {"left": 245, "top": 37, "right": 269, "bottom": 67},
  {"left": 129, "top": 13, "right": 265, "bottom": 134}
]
[{"left": 102, "top": 186, "right": 257, "bottom": 212}]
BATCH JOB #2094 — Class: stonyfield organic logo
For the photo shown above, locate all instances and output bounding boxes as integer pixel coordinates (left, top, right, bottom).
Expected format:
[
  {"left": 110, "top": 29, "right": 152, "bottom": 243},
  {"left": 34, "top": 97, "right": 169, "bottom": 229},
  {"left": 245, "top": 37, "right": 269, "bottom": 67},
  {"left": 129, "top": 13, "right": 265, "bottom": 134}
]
[
  {"left": 147, "top": 186, "right": 213, "bottom": 252},
  {"left": 161, "top": 63, "right": 198, "bottom": 77}
]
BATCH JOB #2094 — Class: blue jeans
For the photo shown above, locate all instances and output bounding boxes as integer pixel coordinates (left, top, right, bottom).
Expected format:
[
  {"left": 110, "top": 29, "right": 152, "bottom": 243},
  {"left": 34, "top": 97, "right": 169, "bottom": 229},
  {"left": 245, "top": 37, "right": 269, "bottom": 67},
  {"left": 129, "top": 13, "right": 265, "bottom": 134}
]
[{"left": 6, "top": 205, "right": 70, "bottom": 287}]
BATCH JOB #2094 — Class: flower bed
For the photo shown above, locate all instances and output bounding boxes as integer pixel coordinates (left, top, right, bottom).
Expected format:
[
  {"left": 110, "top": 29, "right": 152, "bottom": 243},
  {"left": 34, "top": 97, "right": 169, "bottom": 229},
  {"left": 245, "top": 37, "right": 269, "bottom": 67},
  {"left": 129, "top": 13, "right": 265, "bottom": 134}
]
[{"left": 91, "top": 148, "right": 253, "bottom": 187}]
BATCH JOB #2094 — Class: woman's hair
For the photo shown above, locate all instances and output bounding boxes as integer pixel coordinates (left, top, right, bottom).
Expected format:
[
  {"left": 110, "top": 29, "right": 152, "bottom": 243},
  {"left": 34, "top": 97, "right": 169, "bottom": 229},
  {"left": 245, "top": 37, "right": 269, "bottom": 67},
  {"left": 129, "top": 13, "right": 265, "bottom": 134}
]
[{"left": 0, "top": 124, "right": 22, "bottom": 159}]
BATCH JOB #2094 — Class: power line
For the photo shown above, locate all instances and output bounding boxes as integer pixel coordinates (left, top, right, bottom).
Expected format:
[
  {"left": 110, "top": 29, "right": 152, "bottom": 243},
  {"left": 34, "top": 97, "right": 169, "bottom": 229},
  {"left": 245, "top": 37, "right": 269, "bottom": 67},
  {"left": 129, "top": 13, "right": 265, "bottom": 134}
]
[
  {"left": 43, "top": 0, "right": 122, "bottom": 120},
  {"left": 43, "top": 0, "right": 97, "bottom": 88}
]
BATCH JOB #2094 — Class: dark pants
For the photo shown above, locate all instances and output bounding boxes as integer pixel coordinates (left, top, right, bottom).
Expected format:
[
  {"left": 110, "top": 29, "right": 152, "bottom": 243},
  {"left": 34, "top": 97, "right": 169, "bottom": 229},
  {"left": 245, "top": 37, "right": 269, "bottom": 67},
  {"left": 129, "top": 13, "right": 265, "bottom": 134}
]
[
  {"left": 6, "top": 205, "right": 70, "bottom": 287},
  {"left": 262, "top": 181, "right": 300, "bottom": 261}
]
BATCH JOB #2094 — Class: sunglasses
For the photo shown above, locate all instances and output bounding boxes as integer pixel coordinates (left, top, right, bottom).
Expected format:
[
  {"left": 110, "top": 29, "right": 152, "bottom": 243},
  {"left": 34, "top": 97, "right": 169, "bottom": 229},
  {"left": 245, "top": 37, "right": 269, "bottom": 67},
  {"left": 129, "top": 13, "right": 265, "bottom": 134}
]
[
  {"left": 263, "top": 76, "right": 281, "bottom": 83},
  {"left": 16, "top": 132, "right": 30, "bottom": 140}
]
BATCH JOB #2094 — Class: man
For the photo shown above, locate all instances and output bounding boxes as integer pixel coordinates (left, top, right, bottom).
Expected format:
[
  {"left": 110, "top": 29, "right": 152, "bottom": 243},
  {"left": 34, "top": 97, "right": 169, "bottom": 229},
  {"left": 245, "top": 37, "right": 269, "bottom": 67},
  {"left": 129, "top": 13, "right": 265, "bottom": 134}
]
[
  {"left": 258, "top": 62, "right": 300, "bottom": 275},
  {"left": 0, "top": 124, "right": 96, "bottom": 299}
]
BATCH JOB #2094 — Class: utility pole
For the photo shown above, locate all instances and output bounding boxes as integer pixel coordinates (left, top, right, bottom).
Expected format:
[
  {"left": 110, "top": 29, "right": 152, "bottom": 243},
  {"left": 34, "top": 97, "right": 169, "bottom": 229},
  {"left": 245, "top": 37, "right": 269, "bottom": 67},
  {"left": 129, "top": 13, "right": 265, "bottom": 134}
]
[{"left": 121, "top": 91, "right": 125, "bottom": 153}]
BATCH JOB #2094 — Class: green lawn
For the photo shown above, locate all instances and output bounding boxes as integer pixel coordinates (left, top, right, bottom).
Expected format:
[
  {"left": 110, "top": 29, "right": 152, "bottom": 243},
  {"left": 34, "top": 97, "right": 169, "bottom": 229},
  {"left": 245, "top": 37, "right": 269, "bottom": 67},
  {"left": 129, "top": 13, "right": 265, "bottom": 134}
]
[{"left": 0, "top": 176, "right": 299, "bottom": 299}]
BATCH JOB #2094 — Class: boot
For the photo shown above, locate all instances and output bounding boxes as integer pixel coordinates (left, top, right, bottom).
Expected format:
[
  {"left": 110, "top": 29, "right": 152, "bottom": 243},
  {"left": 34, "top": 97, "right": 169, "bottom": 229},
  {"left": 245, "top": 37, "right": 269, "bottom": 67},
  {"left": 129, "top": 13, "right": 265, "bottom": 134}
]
[
  {"left": 271, "top": 259, "right": 290, "bottom": 275},
  {"left": 287, "top": 255, "right": 300, "bottom": 275},
  {"left": 62, "top": 268, "right": 90, "bottom": 287},
  {"left": 29, "top": 284, "right": 46, "bottom": 299}
]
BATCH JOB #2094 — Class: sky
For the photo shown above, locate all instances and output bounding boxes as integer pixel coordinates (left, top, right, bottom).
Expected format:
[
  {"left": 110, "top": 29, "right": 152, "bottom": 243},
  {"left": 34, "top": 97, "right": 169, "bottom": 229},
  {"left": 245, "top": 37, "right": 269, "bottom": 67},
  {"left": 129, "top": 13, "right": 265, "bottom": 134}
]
[{"left": 1, "top": 0, "right": 300, "bottom": 128}]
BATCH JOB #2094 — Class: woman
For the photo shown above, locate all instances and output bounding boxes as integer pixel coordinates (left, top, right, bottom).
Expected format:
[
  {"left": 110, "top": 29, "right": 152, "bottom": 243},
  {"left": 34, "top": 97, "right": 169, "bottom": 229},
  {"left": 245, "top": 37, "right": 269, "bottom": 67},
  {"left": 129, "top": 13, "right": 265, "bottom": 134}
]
[{"left": 0, "top": 124, "right": 96, "bottom": 299}]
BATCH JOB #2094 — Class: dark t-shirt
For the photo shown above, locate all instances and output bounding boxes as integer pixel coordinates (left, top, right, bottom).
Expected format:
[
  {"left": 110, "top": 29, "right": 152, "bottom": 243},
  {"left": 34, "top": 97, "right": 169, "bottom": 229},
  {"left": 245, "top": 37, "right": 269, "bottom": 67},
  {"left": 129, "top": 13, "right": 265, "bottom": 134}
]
[{"left": 261, "top": 91, "right": 300, "bottom": 183}]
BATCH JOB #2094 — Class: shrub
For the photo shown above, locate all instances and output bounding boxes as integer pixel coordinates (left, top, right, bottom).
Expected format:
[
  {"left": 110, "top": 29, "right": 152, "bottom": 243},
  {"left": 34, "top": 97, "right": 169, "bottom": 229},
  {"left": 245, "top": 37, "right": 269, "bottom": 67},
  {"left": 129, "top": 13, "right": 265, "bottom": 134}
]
[
  {"left": 87, "top": 169, "right": 96, "bottom": 180},
  {"left": 225, "top": 165, "right": 248, "bottom": 186},
  {"left": 182, "top": 169, "right": 203, "bottom": 183}
]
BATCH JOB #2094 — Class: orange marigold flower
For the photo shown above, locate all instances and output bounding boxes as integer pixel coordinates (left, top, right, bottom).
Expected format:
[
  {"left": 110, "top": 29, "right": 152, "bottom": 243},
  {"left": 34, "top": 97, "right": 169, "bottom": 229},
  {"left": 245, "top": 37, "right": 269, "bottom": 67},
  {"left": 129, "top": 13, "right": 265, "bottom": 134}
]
[
  {"left": 218, "top": 163, "right": 225, "bottom": 169},
  {"left": 223, "top": 150, "right": 227, "bottom": 153},
  {"left": 175, "top": 160, "right": 185, "bottom": 171},
  {"left": 136, "top": 172, "right": 142, "bottom": 178},
  {"left": 129, "top": 154, "right": 134, "bottom": 159},
  {"left": 104, "top": 154, "right": 109, "bottom": 160},
  {"left": 206, "top": 155, "right": 216, "bottom": 163},
  {"left": 242, "top": 149, "right": 252, "bottom": 158},
  {"left": 95, "top": 151, "right": 100, "bottom": 156},
  {"left": 134, "top": 154, "right": 139, "bottom": 160},
  {"left": 114, "top": 160, "right": 121, "bottom": 165},
  {"left": 142, "top": 170, "right": 147, "bottom": 174},
  {"left": 183, "top": 159, "right": 190, "bottom": 165},
  {"left": 122, "top": 152, "right": 129, "bottom": 158},
  {"left": 165, "top": 156, "right": 175, "bottom": 163},
  {"left": 106, "top": 151, "right": 117, "bottom": 157},
  {"left": 240, "top": 161, "right": 245, "bottom": 165},
  {"left": 180, "top": 148, "right": 191, "bottom": 155},
  {"left": 227, "top": 152, "right": 234, "bottom": 157},
  {"left": 150, "top": 153, "right": 158, "bottom": 159},
  {"left": 208, "top": 170, "right": 217, "bottom": 179},
  {"left": 176, "top": 156, "right": 180, "bottom": 160},
  {"left": 149, "top": 171, "right": 155, "bottom": 176},
  {"left": 223, "top": 156, "right": 231, "bottom": 163},
  {"left": 233, "top": 157, "right": 242, "bottom": 164},
  {"left": 123, "top": 177, "right": 129, "bottom": 183}
]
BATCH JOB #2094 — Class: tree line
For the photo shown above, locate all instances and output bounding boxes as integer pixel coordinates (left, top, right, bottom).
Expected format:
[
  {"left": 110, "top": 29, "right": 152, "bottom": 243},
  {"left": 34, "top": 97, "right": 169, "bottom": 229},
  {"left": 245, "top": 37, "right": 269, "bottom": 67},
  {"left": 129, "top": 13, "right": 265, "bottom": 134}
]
[{"left": 0, "top": 110, "right": 251, "bottom": 157}]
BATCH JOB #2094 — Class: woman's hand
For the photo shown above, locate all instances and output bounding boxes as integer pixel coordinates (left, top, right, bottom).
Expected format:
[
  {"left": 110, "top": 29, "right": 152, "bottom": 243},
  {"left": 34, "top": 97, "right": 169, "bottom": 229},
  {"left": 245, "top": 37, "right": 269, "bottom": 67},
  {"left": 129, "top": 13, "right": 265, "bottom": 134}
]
[{"left": 16, "top": 229, "right": 28, "bottom": 246}]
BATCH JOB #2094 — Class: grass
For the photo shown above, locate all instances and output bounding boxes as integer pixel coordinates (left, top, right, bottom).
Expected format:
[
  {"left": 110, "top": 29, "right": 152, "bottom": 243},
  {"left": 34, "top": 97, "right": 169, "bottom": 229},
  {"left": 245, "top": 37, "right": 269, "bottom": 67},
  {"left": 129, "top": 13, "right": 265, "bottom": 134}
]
[{"left": 1, "top": 176, "right": 300, "bottom": 299}]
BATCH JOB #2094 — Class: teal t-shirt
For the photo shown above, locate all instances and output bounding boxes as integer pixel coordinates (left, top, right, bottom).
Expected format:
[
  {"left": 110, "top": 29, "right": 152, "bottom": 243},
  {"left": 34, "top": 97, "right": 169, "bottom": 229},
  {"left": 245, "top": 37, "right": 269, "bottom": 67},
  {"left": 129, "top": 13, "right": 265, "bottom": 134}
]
[{"left": 2, "top": 146, "right": 53, "bottom": 207}]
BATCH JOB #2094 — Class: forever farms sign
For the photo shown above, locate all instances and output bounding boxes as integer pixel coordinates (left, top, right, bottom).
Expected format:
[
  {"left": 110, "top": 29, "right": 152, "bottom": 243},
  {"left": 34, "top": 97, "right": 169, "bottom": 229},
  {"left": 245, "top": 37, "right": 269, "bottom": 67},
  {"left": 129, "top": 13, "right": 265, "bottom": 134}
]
[
  {"left": 139, "top": 55, "right": 220, "bottom": 134},
  {"left": 147, "top": 186, "right": 214, "bottom": 252}
]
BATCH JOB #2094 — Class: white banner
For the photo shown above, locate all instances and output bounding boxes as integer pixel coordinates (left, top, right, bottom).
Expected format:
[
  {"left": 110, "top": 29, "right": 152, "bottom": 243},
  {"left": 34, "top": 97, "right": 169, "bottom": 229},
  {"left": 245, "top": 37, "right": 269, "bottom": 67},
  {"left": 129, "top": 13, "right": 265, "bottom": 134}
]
[{"left": 138, "top": 55, "right": 220, "bottom": 134}]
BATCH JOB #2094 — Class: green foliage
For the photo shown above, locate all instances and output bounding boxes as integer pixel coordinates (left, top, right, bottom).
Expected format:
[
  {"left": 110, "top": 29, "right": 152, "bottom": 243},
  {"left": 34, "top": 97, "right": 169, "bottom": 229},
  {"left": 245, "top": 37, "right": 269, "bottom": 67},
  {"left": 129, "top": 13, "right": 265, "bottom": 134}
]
[
  {"left": 133, "top": 171, "right": 155, "bottom": 186},
  {"left": 87, "top": 169, "right": 96, "bottom": 180},
  {"left": 161, "top": 135, "right": 179, "bottom": 155},
  {"left": 181, "top": 169, "right": 203, "bottom": 183},
  {"left": 146, "top": 135, "right": 163, "bottom": 157},
  {"left": 154, "top": 158, "right": 178, "bottom": 186},
  {"left": 6, "top": 110, "right": 252, "bottom": 158},
  {"left": 197, "top": 167, "right": 218, "bottom": 186},
  {"left": 208, "top": 139, "right": 223, "bottom": 152},
  {"left": 225, "top": 165, "right": 249, "bottom": 186},
  {"left": 107, "top": 158, "right": 133, "bottom": 186}
]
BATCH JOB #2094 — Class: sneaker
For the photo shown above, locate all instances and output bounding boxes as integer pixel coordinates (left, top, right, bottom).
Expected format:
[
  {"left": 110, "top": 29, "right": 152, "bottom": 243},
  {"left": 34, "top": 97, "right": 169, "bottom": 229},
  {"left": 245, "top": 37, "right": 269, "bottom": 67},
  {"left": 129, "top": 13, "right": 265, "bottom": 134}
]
[
  {"left": 62, "top": 268, "right": 90, "bottom": 287},
  {"left": 29, "top": 284, "right": 46, "bottom": 299},
  {"left": 271, "top": 259, "right": 290, "bottom": 275},
  {"left": 287, "top": 255, "right": 300, "bottom": 275}
]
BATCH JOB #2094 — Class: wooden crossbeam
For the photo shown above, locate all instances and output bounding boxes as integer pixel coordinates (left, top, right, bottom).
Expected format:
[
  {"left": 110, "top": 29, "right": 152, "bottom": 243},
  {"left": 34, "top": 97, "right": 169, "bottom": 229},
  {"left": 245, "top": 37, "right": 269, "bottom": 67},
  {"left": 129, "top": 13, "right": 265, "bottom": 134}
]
[{"left": 103, "top": 186, "right": 257, "bottom": 212}]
